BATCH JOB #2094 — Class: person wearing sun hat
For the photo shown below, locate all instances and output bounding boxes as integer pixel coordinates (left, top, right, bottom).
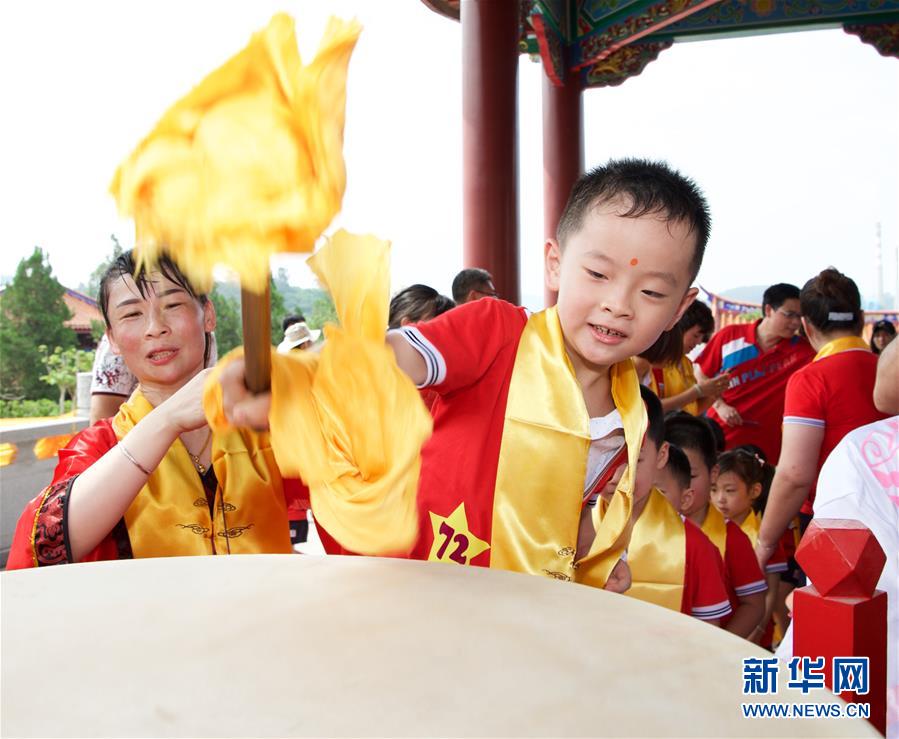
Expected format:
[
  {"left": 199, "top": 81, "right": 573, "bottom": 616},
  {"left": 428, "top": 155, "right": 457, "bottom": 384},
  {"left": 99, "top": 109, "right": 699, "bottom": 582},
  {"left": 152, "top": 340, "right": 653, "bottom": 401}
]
[
  {"left": 275, "top": 314, "right": 322, "bottom": 545},
  {"left": 277, "top": 321, "right": 321, "bottom": 354}
]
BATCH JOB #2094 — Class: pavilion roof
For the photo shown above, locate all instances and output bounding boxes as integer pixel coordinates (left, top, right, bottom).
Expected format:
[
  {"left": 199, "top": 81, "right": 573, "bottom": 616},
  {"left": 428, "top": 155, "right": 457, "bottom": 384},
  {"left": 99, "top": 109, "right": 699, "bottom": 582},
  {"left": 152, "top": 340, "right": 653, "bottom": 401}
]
[{"left": 421, "top": 1, "right": 899, "bottom": 88}]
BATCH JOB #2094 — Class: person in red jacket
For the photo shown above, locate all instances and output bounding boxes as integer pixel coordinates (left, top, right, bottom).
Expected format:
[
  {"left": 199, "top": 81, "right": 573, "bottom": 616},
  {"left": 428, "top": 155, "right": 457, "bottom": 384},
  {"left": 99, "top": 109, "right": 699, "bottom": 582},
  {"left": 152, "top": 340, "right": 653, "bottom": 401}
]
[
  {"left": 8, "top": 252, "right": 298, "bottom": 568},
  {"left": 696, "top": 283, "right": 814, "bottom": 463}
]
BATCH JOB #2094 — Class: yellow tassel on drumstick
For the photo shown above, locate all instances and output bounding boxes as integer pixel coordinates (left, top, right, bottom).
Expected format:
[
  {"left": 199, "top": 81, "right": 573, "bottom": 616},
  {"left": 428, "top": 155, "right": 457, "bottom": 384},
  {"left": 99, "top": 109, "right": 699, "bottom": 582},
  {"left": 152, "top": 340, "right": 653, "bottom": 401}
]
[
  {"left": 112, "top": 13, "right": 430, "bottom": 554},
  {"left": 110, "top": 13, "right": 361, "bottom": 391}
]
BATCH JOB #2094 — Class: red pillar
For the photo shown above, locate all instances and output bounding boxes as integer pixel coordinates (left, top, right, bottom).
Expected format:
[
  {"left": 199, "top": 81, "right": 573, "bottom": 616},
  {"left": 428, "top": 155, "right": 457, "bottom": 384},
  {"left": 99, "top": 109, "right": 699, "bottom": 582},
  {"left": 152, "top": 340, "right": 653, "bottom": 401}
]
[
  {"left": 461, "top": 0, "right": 520, "bottom": 305},
  {"left": 542, "top": 73, "right": 583, "bottom": 307}
]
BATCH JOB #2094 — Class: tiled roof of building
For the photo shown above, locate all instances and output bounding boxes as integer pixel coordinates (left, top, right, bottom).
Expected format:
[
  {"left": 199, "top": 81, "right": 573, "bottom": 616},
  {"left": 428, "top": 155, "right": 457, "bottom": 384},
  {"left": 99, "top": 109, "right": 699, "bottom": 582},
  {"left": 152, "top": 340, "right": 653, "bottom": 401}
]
[{"left": 62, "top": 288, "right": 102, "bottom": 333}]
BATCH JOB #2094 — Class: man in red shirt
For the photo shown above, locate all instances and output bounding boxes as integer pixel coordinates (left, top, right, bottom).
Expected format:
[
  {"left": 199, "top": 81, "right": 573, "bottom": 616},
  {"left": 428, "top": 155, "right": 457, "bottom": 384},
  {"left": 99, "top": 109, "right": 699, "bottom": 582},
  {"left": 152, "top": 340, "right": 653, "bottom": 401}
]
[{"left": 696, "top": 284, "right": 814, "bottom": 463}]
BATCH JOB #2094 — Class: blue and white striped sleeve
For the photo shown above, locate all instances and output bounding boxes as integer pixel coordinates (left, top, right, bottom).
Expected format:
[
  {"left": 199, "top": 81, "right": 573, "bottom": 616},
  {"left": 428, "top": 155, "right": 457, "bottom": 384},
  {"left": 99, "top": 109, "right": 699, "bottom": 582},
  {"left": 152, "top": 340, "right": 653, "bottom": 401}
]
[
  {"left": 691, "top": 599, "right": 733, "bottom": 622},
  {"left": 734, "top": 578, "right": 768, "bottom": 597},
  {"left": 783, "top": 415, "right": 825, "bottom": 429}
]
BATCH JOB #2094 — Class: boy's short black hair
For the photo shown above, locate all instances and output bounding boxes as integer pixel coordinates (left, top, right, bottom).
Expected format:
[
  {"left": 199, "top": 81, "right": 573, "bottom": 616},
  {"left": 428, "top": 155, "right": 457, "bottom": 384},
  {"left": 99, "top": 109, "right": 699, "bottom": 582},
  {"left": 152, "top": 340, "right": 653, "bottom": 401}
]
[
  {"left": 762, "top": 283, "right": 800, "bottom": 312},
  {"left": 451, "top": 268, "right": 493, "bottom": 303},
  {"left": 663, "top": 412, "right": 717, "bottom": 471},
  {"left": 665, "top": 444, "right": 692, "bottom": 491},
  {"left": 556, "top": 158, "right": 711, "bottom": 281},
  {"left": 640, "top": 385, "right": 665, "bottom": 449},
  {"left": 702, "top": 415, "right": 726, "bottom": 455},
  {"left": 677, "top": 300, "right": 714, "bottom": 339}
]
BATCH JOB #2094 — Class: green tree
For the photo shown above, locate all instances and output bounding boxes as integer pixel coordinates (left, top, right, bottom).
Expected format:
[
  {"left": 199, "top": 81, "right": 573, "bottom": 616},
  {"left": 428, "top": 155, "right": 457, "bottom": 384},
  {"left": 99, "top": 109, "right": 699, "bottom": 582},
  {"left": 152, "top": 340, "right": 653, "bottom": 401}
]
[
  {"left": 210, "top": 277, "right": 292, "bottom": 355},
  {"left": 0, "top": 248, "right": 76, "bottom": 399},
  {"left": 273, "top": 267, "right": 299, "bottom": 320},
  {"left": 78, "top": 235, "right": 124, "bottom": 299},
  {"left": 270, "top": 276, "right": 287, "bottom": 341},
  {"left": 274, "top": 266, "right": 291, "bottom": 292},
  {"left": 39, "top": 345, "right": 93, "bottom": 414},
  {"left": 210, "top": 284, "right": 242, "bottom": 356},
  {"left": 90, "top": 319, "right": 107, "bottom": 343},
  {"left": 308, "top": 295, "right": 338, "bottom": 330}
]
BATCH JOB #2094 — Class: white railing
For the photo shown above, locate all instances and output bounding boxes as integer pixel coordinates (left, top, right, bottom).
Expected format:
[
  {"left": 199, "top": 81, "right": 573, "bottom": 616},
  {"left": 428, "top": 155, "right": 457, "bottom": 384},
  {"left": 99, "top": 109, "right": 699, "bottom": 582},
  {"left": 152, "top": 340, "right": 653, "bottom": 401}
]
[{"left": 0, "top": 374, "right": 91, "bottom": 568}]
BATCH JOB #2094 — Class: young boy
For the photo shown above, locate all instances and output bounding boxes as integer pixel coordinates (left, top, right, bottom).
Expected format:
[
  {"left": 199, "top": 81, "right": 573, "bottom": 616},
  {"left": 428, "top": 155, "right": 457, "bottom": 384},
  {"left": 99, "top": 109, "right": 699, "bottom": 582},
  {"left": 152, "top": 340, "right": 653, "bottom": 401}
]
[
  {"left": 663, "top": 414, "right": 770, "bottom": 640},
  {"left": 603, "top": 387, "right": 731, "bottom": 624},
  {"left": 221, "top": 159, "right": 709, "bottom": 589},
  {"left": 655, "top": 443, "right": 696, "bottom": 513}
]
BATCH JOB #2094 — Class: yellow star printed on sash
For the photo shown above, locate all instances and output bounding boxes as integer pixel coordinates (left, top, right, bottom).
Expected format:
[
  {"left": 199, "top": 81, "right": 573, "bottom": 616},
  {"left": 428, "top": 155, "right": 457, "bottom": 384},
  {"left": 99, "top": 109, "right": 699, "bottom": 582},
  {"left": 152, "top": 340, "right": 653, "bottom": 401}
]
[{"left": 427, "top": 502, "right": 490, "bottom": 565}]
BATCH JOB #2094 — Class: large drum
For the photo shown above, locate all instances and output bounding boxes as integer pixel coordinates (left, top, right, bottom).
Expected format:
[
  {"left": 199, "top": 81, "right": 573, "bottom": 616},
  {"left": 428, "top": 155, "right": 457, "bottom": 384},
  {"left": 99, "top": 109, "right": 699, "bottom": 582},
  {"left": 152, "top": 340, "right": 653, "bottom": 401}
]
[{"left": 1, "top": 555, "right": 875, "bottom": 737}]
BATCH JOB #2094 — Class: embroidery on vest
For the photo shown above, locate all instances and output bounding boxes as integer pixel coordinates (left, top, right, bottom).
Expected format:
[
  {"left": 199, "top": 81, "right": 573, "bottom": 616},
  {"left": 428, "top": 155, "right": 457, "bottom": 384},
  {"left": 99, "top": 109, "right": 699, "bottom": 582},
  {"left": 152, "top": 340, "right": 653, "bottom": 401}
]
[{"left": 176, "top": 524, "right": 209, "bottom": 535}]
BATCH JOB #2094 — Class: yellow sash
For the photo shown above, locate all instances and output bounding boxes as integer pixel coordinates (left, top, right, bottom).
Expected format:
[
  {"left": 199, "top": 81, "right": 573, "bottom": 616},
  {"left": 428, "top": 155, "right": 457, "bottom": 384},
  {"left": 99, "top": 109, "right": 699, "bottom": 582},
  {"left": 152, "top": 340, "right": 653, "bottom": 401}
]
[
  {"left": 490, "top": 306, "right": 647, "bottom": 587},
  {"left": 738, "top": 509, "right": 762, "bottom": 547},
  {"left": 114, "top": 391, "right": 291, "bottom": 557},
  {"left": 665, "top": 356, "right": 700, "bottom": 416},
  {"left": 625, "top": 488, "right": 686, "bottom": 612},
  {"left": 204, "top": 231, "right": 432, "bottom": 556},
  {"left": 647, "top": 356, "right": 698, "bottom": 415},
  {"left": 813, "top": 335, "right": 869, "bottom": 362},
  {"left": 700, "top": 504, "right": 728, "bottom": 560}
]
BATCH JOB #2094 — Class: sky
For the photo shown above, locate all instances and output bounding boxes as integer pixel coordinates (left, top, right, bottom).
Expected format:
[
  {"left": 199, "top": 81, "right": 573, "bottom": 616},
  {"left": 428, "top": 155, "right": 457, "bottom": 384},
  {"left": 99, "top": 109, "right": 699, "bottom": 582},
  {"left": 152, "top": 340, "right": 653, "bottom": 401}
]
[{"left": 1, "top": 1, "right": 897, "bottom": 313}]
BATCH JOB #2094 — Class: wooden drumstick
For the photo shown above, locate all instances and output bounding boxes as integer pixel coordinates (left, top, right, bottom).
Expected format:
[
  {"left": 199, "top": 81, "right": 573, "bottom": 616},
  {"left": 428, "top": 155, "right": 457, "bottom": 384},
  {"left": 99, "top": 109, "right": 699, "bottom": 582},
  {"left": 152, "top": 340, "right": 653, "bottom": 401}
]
[{"left": 241, "top": 281, "right": 272, "bottom": 393}]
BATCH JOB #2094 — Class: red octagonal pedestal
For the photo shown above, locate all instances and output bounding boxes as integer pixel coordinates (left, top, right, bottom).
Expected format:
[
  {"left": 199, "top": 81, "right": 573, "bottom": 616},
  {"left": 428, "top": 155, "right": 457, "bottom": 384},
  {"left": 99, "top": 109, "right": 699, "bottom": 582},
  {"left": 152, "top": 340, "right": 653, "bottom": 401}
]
[
  {"left": 796, "top": 519, "right": 886, "bottom": 598},
  {"left": 793, "top": 518, "right": 887, "bottom": 735}
]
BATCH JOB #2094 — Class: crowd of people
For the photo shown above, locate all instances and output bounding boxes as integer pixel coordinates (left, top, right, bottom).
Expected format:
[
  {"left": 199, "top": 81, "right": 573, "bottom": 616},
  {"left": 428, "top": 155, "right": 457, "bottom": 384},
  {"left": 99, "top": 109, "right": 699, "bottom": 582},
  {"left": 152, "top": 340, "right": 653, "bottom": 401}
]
[{"left": 6, "top": 159, "right": 897, "bottom": 725}]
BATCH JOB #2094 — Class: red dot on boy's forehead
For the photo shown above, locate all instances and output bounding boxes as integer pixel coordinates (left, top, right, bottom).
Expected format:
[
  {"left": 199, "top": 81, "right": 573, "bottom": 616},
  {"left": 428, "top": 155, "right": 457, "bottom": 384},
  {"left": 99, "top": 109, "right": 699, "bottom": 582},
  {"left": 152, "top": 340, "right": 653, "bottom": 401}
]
[{"left": 630, "top": 258, "right": 639, "bottom": 266}]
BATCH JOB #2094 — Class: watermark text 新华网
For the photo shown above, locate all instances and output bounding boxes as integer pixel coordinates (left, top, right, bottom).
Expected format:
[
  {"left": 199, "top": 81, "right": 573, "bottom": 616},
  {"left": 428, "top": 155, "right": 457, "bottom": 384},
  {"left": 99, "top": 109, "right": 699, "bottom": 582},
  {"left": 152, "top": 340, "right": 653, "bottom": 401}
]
[{"left": 741, "top": 656, "right": 870, "bottom": 720}]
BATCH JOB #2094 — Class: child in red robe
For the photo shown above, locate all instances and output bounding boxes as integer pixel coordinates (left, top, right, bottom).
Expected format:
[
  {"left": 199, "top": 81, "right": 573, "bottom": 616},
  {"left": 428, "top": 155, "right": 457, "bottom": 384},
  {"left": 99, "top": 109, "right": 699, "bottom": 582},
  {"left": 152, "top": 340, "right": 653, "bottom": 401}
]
[
  {"left": 663, "top": 414, "right": 770, "bottom": 640},
  {"left": 221, "top": 159, "right": 712, "bottom": 590}
]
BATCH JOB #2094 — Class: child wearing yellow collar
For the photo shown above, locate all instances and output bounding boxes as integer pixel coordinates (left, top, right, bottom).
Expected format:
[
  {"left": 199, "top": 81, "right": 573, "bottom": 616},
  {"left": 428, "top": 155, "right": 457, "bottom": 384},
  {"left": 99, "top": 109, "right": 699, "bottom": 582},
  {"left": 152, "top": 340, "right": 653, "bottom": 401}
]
[
  {"left": 221, "top": 159, "right": 711, "bottom": 589},
  {"left": 663, "top": 415, "right": 769, "bottom": 640},
  {"left": 616, "top": 387, "right": 731, "bottom": 623}
]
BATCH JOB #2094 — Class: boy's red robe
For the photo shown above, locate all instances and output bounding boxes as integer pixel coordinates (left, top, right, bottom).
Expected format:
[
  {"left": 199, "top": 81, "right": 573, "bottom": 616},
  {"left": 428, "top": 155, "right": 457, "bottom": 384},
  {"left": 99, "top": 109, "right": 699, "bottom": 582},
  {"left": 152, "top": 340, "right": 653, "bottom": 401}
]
[
  {"left": 312, "top": 298, "right": 648, "bottom": 588},
  {"left": 201, "top": 235, "right": 648, "bottom": 587}
]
